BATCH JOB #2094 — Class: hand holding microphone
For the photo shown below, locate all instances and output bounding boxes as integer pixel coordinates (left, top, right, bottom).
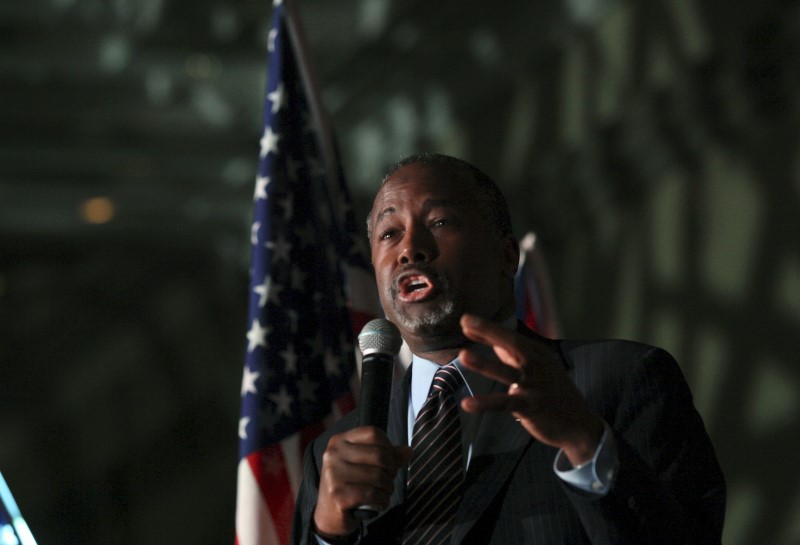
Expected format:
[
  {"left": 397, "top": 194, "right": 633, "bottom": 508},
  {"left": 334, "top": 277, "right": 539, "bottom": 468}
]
[{"left": 313, "top": 319, "right": 408, "bottom": 538}]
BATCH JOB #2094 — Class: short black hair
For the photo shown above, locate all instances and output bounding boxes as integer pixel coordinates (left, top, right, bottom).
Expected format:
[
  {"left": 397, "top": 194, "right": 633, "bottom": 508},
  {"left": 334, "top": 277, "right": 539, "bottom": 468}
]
[{"left": 371, "top": 153, "right": 513, "bottom": 239}]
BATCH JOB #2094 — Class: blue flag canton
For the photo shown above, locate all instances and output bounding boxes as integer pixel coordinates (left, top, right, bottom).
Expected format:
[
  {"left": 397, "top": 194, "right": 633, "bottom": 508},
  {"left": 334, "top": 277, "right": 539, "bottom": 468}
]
[{"left": 239, "top": 6, "right": 357, "bottom": 457}]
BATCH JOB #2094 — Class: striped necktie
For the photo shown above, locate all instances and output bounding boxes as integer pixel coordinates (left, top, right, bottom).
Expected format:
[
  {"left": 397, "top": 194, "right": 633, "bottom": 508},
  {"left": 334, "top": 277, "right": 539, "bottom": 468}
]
[{"left": 403, "top": 362, "right": 464, "bottom": 545}]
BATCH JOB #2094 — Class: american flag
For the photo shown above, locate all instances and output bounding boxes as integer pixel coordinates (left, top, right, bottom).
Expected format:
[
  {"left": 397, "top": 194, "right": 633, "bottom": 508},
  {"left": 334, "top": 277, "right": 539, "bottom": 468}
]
[{"left": 236, "top": 2, "right": 379, "bottom": 544}]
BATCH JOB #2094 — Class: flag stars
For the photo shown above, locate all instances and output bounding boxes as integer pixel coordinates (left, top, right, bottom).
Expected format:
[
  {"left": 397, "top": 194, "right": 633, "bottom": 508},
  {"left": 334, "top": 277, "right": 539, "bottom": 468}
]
[
  {"left": 260, "top": 127, "right": 280, "bottom": 158},
  {"left": 267, "top": 280, "right": 284, "bottom": 306},
  {"left": 267, "top": 82, "right": 285, "bottom": 114},
  {"left": 239, "top": 4, "right": 369, "bottom": 472},
  {"left": 247, "top": 319, "right": 270, "bottom": 352},
  {"left": 238, "top": 416, "right": 250, "bottom": 439},
  {"left": 253, "top": 276, "right": 271, "bottom": 308},
  {"left": 266, "top": 234, "right": 292, "bottom": 262},
  {"left": 268, "top": 28, "right": 278, "bottom": 53},
  {"left": 279, "top": 194, "right": 293, "bottom": 221},
  {"left": 280, "top": 344, "right": 298, "bottom": 374},
  {"left": 241, "top": 367, "right": 260, "bottom": 396},
  {"left": 269, "top": 386, "right": 294, "bottom": 416},
  {"left": 254, "top": 176, "right": 270, "bottom": 200},
  {"left": 324, "top": 348, "right": 341, "bottom": 376}
]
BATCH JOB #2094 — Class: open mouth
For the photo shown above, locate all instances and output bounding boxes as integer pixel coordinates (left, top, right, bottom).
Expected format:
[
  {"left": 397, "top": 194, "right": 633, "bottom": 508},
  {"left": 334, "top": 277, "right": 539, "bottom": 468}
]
[{"left": 397, "top": 272, "right": 438, "bottom": 302}]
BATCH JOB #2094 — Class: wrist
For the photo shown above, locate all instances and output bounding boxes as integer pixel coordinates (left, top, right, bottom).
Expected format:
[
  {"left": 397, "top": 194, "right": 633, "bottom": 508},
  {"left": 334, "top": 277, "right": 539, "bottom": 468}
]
[
  {"left": 313, "top": 522, "right": 359, "bottom": 545},
  {"left": 312, "top": 510, "right": 359, "bottom": 545},
  {"left": 563, "top": 417, "right": 604, "bottom": 467}
]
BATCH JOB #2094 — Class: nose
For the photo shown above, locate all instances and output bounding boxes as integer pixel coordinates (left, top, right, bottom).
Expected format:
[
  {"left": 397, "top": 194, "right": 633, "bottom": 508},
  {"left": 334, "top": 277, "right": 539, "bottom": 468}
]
[{"left": 398, "top": 224, "right": 437, "bottom": 265}]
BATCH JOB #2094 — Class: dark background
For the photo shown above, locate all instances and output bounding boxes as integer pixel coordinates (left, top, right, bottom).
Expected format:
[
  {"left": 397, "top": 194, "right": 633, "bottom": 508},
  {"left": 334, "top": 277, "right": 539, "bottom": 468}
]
[{"left": 1, "top": 0, "right": 799, "bottom": 543}]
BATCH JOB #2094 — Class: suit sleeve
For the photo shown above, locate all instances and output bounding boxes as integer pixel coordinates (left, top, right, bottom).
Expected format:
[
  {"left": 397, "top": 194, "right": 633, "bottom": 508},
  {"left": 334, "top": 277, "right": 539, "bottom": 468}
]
[
  {"left": 289, "top": 436, "right": 323, "bottom": 545},
  {"left": 563, "top": 345, "right": 726, "bottom": 545},
  {"left": 290, "top": 412, "right": 364, "bottom": 545}
]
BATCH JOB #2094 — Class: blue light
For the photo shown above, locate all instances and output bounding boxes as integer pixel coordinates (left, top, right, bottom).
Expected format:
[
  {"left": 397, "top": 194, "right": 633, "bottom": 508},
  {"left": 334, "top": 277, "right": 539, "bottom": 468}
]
[
  {"left": 1, "top": 524, "right": 20, "bottom": 545},
  {"left": 0, "top": 474, "right": 36, "bottom": 545}
]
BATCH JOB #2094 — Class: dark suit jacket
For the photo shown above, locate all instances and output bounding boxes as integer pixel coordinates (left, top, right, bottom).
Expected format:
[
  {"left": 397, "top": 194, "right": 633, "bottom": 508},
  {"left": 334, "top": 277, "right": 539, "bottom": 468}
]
[{"left": 291, "top": 326, "right": 726, "bottom": 544}]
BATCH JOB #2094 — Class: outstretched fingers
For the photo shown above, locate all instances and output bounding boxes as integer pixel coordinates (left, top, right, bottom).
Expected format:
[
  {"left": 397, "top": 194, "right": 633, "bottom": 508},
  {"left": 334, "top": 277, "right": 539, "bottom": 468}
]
[
  {"left": 461, "top": 389, "right": 529, "bottom": 414},
  {"left": 460, "top": 314, "right": 526, "bottom": 369}
]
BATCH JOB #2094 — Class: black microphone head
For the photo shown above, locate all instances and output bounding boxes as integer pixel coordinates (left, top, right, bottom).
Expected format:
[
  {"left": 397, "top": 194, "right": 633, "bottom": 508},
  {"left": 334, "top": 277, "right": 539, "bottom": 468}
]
[{"left": 358, "top": 319, "right": 402, "bottom": 357}]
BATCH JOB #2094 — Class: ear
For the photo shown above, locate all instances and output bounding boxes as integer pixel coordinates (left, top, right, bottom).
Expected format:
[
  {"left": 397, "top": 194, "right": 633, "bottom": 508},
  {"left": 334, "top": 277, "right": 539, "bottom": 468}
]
[{"left": 501, "top": 234, "right": 520, "bottom": 279}]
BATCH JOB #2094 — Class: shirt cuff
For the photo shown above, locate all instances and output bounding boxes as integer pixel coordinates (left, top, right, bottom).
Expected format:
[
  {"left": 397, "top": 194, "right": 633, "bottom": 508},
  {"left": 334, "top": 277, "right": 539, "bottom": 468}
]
[{"left": 553, "top": 421, "right": 619, "bottom": 496}]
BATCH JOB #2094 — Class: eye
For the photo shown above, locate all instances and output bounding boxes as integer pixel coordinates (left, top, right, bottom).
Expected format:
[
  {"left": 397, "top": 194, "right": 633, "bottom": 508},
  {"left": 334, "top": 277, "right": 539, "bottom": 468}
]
[
  {"left": 430, "top": 218, "right": 447, "bottom": 228},
  {"left": 378, "top": 228, "right": 397, "bottom": 241}
]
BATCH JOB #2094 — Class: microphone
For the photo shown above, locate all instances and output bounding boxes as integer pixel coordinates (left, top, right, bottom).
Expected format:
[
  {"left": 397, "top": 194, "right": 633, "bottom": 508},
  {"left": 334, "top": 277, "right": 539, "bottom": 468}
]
[{"left": 353, "top": 318, "right": 402, "bottom": 520}]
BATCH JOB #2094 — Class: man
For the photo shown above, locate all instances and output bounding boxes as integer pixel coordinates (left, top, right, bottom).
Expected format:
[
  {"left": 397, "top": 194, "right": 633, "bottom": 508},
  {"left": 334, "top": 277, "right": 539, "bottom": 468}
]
[{"left": 291, "top": 153, "right": 726, "bottom": 544}]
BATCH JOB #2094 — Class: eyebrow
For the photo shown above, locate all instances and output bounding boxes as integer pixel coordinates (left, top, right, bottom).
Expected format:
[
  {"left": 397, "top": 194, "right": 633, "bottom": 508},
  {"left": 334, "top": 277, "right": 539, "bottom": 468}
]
[
  {"left": 372, "top": 198, "right": 458, "bottom": 228},
  {"left": 372, "top": 206, "right": 396, "bottom": 228}
]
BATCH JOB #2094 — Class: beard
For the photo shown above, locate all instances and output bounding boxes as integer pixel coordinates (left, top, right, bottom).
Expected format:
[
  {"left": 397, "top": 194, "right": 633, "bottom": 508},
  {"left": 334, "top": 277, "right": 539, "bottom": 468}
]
[{"left": 388, "top": 270, "right": 461, "bottom": 336}]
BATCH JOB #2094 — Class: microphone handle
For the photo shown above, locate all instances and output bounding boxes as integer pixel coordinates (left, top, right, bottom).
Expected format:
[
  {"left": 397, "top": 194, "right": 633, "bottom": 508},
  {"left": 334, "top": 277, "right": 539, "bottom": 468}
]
[
  {"left": 357, "top": 353, "right": 394, "bottom": 430},
  {"left": 353, "top": 352, "right": 394, "bottom": 520}
]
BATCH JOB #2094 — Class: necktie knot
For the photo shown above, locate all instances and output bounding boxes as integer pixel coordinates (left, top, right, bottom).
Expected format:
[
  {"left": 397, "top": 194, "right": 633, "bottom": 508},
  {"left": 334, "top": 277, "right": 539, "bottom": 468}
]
[{"left": 431, "top": 363, "right": 462, "bottom": 396}]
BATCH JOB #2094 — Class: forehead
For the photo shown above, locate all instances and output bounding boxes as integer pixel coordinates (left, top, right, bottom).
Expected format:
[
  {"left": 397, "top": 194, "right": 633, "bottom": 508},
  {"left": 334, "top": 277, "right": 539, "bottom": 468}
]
[{"left": 372, "top": 163, "right": 478, "bottom": 212}]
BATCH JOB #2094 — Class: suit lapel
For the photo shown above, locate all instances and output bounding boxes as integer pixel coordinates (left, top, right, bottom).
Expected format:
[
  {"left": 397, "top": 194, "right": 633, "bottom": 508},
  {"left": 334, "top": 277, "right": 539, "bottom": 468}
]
[
  {"left": 452, "top": 379, "right": 533, "bottom": 544},
  {"left": 452, "top": 324, "right": 559, "bottom": 544},
  {"left": 386, "top": 368, "right": 410, "bottom": 507}
]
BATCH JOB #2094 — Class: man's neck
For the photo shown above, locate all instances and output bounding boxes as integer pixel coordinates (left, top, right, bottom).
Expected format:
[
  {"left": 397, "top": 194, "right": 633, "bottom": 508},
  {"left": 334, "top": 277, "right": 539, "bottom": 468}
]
[{"left": 404, "top": 331, "right": 470, "bottom": 366}]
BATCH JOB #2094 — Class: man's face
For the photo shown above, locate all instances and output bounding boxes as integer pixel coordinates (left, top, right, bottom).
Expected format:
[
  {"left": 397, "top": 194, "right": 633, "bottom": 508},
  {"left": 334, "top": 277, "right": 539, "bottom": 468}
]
[{"left": 368, "top": 163, "right": 517, "bottom": 339}]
